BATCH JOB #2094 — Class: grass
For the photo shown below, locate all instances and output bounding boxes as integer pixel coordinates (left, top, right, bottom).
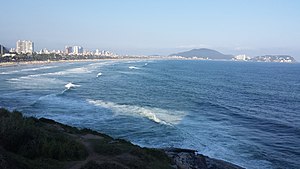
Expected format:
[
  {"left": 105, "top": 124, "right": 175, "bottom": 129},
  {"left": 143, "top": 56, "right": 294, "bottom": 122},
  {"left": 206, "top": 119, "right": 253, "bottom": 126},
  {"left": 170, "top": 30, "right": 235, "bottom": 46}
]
[
  {"left": 0, "top": 108, "right": 172, "bottom": 169},
  {"left": 0, "top": 108, "right": 88, "bottom": 169},
  {"left": 91, "top": 138, "right": 171, "bottom": 169}
]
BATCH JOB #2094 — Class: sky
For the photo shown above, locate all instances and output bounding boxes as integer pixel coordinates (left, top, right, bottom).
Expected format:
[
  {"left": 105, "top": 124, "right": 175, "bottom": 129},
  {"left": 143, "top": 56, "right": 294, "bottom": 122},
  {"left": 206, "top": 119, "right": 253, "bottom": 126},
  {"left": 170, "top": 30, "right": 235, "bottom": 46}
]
[{"left": 1, "top": 0, "right": 300, "bottom": 59}]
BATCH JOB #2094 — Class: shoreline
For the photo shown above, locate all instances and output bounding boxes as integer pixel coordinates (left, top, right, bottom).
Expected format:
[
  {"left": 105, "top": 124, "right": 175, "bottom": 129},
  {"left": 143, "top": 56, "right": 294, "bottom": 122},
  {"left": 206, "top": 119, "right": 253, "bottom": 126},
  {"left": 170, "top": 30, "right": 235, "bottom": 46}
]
[
  {"left": 0, "top": 108, "right": 244, "bottom": 169},
  {"left": 0, "top": 58, "right": 233, "bottom": 67},
  {"left": 0, "top": 58, "right": 170, "bottom": 67},
  {"left": 1, "top": 57, "right": 297, "bottom": 67}
]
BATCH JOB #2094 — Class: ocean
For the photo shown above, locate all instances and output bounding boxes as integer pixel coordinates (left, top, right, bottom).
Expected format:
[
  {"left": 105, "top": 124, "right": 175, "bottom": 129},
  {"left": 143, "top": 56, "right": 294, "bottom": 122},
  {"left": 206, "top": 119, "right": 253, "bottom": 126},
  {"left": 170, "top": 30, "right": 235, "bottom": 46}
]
[{"left": 0, "top": 60, "right": 299, "bottom": 169}]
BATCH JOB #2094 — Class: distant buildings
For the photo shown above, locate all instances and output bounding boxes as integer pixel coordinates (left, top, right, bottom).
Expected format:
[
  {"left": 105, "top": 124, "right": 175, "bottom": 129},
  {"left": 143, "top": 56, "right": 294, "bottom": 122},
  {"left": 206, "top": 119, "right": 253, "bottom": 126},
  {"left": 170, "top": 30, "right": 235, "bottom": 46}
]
[
  {"left": 251, "top": 55, "right": 295, "bottom": 63},
  {"left": 16, "top": 40, "right": 34, "bottom": 54},
  {"left": 63, "top": 45, "right": 114, "bottom": 57},
  {"left": 233, "top": 54, "right": 250, "bottom": 61},
  {"left": 73, "top": 46, "right": 83, "bottom": 55},
  {"left": 64, "top": 45, "right": 84, "bottom": 55},
  {"left": 65, "top": 46, "right": 72, "bottom": 55},
  {"left": 6, "top": 41, "right": 115, "bottom": 57},
  {"left": 94, "top": 50, "right": 113, "bottom": 56}
]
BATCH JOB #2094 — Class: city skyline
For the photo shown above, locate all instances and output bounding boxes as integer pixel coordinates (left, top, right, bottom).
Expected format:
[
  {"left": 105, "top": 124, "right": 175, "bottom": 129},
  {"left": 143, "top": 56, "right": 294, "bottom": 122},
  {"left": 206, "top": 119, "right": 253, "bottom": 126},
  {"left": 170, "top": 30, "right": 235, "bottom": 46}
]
[
  {"left": 6, "top": 40, "right": 115, "bottom": 57},
  {"left": 1, "top": 0, "right": 300, "bottom": 59}
]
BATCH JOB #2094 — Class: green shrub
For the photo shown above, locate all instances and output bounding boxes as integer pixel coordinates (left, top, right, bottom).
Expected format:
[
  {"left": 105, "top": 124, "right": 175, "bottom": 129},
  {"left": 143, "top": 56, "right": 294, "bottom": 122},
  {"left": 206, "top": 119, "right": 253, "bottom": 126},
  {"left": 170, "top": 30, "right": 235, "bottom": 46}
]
[{"left": 0, "top": 109, "right": 88, "bottom": 161}]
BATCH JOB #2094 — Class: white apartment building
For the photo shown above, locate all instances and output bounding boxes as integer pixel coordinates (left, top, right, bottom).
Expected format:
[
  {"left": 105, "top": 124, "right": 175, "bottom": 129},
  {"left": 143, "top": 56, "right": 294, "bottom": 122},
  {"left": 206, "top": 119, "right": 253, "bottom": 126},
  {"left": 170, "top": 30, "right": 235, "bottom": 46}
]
[
  {"left": 16, "top": 40, "right": 34, "bottom": 54},
  {"left": 234, "top": 54, "right": 250, "bottom": 61},
  {"left": 73, "top": 46, "right": 83, "bottom": 55}
]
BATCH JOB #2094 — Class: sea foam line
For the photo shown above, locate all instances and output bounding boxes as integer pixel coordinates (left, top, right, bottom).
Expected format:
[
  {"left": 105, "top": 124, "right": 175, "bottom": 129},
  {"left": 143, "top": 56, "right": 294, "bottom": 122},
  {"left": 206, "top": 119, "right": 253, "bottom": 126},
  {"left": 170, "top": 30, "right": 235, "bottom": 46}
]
[
  {"left": 0, "top": 66, "right": 58, "bottom": 75},
  {"left": 87, "top": 99, "right": 186, "bottom": 125}
]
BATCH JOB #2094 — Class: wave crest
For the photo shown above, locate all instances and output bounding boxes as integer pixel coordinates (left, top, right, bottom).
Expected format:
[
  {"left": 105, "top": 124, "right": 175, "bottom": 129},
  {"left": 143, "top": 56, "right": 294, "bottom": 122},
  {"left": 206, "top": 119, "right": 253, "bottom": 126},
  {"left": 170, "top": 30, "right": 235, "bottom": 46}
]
[
  {"left": 65, "top": 82, "right": 80, "bottom": 90},
  {"left": 87, "top": 99, "right": 186, "bottom": 125},
  {"left": 128, "top": 66, "right": 140, "bottom": 70},
  {"left": 0, "top": 66, "right": 57, "bottom": 75}
]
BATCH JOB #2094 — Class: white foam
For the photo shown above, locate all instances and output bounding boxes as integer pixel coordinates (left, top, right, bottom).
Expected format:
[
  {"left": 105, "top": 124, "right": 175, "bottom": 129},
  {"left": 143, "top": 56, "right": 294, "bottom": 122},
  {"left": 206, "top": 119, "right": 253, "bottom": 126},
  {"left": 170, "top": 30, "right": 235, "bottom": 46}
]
[
  {"left": 96, "top": 72, "right": 102, "bottom": 77},
  {"left": 52, "top": 67, "right": 92, "bottom": 76},
  {"left": 0, "top": 66, "right": 57, "bottom": 75},
  {"left": 128, "top": 66, "right": 140, "bottom": 70},
  {"left": 87, "top": 99, "right": 186, "bottom": 125},
  {"left": 65, "top": 82, "right": 80, "bottom": 89},
  {"left": 10, "top": 66, "right": 92, "bottom": 80},
  {"left": 8, "top": 76, "right": 65, "bottom": 89}
]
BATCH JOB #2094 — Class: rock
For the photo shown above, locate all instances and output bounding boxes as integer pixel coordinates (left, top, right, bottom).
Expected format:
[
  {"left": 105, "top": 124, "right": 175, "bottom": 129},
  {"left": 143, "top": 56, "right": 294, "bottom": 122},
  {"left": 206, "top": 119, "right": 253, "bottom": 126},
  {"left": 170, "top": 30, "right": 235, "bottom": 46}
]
[{"left": 164, "top": 148, "right": 244, "bottom": 169}]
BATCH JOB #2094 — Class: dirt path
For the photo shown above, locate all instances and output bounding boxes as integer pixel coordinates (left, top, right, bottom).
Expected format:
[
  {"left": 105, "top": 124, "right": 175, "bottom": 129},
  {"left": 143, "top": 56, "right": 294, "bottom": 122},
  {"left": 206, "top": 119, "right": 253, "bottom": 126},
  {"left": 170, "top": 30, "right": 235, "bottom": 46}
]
[{"left": 67, "top": 134, "right": 105, "bottom": 169}]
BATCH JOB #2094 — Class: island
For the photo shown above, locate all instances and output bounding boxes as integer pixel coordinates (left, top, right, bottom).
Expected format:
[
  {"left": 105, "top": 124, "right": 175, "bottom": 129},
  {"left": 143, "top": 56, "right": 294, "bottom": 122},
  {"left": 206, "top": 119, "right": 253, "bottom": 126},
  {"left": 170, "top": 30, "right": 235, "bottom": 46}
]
[{"left": 0, "top": 108, "right": 243, "bottom": 169}]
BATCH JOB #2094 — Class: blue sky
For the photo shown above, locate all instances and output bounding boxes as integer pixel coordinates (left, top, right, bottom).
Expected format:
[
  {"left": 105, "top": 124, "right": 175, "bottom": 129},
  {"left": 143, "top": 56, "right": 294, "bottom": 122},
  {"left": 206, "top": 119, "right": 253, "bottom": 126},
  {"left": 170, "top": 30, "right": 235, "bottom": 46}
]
[{"left": 1, "top": 0, "right": 300, "bottom": 58}]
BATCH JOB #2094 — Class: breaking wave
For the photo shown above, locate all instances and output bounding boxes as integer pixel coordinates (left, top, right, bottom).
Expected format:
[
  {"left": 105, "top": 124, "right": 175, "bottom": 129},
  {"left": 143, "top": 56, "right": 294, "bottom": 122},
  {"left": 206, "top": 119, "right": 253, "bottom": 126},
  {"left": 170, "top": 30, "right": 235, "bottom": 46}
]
[
  {"left": 8, "top": 76, "right": 65, "bottom": 89},
  {"left": 87, "top": 99, "right": 186, "bottom": 125},
  {"left": 7, "top": 66, "right": 92, "bottom": 82},
  {"left": 128, "top": 66, "right": 140, "bottom": 70},
  {"left": 48, "top": 67, "right": 92, "bottom": 76},
  {"left": 65, "top": 82, "right": 80, "bottom": 90},
  {"left": 0, "top": 66, "right": 58, "bottom": 75},
  {"left": 61, "top": 82, "right": 81, "bottom": 93},
  {"left": 96, "top": 72, "right": 102, "bottom": 77}
]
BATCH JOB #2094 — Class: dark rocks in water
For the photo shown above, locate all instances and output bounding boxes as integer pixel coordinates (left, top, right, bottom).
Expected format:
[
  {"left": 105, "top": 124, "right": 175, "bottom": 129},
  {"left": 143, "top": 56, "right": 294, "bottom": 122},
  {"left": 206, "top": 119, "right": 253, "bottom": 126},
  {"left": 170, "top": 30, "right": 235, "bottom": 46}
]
[{"left": 164, "top": 148, "right": 244, "bottom": 169}]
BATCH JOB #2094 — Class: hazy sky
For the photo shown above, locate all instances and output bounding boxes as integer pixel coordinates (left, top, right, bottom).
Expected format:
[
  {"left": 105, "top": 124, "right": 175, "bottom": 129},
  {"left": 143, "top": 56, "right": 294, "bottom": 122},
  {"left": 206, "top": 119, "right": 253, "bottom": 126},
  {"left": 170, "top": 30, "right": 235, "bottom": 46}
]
[{"left": 1, "top": 0, "right": 300, "bottom": 59}]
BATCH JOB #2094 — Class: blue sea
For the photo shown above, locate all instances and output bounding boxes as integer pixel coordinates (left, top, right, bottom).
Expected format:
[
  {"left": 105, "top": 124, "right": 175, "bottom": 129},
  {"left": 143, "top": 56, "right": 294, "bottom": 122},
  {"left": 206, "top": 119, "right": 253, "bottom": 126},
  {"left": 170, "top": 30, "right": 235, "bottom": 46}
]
[{"left": 0, "top": 60, "right": 299, "bottom": 169}]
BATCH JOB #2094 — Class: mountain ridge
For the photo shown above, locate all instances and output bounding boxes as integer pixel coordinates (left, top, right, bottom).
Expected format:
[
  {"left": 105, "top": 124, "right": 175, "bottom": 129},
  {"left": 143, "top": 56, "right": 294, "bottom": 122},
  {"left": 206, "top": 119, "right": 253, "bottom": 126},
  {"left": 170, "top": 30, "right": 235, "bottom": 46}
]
[{"left": 170, "top": 48, "right": 233, "bottom": 60}]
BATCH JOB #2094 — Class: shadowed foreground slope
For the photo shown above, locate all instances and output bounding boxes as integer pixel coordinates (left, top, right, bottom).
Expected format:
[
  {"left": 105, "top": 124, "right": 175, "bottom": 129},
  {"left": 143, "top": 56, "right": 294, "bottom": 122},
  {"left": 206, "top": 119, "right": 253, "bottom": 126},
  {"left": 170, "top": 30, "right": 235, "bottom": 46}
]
[{"left": 0, "top": 108, "right": 243, "bottom": 169}]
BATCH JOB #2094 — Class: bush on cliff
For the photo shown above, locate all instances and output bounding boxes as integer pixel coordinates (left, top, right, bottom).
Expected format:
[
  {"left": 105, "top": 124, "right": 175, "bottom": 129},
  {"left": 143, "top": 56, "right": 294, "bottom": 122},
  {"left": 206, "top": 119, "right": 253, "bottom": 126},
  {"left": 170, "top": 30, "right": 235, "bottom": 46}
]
[{"left": 0, "top": 108, "right": 88, "bottom": 161}]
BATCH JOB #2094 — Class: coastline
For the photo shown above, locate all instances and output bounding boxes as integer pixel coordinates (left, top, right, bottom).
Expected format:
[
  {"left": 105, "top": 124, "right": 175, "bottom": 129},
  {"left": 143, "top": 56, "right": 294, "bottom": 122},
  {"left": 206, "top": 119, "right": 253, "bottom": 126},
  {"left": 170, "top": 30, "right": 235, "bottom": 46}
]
[
  {"left": 1, "top": 57, "right": 297, "bottom": 67},
  {"left": 0, "top": 59, "right": 119, "bottom": 67},
  {"left": 0, "top": 58, "right": 228, "bottom": 67},
  {"left": 0, "top": 58, "right": 166, "bottom": 67},
  {"left": 0, "top": 108, "right": 243, "bottom": 169}
]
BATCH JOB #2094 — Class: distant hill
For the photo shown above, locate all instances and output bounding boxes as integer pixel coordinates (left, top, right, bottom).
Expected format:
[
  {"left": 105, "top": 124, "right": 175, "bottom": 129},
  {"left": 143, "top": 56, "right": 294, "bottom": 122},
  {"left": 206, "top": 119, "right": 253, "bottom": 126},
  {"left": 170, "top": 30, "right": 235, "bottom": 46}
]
[
  {"left": 170, "top": 48, "right": 233, "bottom": 60},
  {"left": 251, "top": 55, "right": 296, "bottom": 63}
]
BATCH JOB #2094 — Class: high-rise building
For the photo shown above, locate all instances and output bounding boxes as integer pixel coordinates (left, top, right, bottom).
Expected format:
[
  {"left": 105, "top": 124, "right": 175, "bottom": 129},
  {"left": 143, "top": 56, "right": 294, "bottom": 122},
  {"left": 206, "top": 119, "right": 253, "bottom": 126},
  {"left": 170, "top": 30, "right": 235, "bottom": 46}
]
[
  {"left": 73, "top": 46, "right": 83, "bottom": 55},
  {"left": 16, "top": 40, "right": 34, "bottom": 54},
  {"left": 65, "top": 46, "right": 72, "bottom": 54},
  {"left": 95, "top": 49, "right": 100, "bottom": 56}
]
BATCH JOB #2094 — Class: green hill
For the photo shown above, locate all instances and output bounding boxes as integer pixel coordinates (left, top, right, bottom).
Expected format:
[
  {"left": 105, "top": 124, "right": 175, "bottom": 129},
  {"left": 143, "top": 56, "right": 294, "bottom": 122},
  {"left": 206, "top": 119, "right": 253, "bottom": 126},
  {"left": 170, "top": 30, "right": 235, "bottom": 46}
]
[{"left": 170, "top": 48, "right": 233, "bottom": 60}]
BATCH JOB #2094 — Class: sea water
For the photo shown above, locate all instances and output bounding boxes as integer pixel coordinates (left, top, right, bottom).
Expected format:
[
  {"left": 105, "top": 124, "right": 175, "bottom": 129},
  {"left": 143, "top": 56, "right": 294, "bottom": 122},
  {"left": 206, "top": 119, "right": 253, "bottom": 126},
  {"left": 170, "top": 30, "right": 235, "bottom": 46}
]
[{"left": 0, "top": 60, "right": 299, "bottom": 169}]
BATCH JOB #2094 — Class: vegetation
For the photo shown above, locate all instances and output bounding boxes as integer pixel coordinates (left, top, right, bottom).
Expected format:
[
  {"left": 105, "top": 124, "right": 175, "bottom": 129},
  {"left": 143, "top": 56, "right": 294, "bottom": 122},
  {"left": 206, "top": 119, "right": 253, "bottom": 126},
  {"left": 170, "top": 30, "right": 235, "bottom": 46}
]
[
  {"left": 0, "top": 53, "right": 115, "bottom": 63},
  {"left": 0, "top": 108, "right": 88, "bottom": 161},
  {"left": 0, "top": 108, "right": 172, "bottom": 169},
  {"left": 90, "top": 138, "right": 171, "bottom": 169}
]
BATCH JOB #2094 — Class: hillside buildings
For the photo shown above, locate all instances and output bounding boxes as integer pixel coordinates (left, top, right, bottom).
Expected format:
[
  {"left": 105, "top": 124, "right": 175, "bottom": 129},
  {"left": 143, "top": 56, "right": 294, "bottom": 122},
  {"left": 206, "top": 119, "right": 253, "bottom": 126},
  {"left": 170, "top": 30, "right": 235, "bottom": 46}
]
[
  {"left": 233, "top": 54, "right": 250, "bottom": 61},
  {"left": 251, "top": 55, "right": 295, "bottom": 63}
]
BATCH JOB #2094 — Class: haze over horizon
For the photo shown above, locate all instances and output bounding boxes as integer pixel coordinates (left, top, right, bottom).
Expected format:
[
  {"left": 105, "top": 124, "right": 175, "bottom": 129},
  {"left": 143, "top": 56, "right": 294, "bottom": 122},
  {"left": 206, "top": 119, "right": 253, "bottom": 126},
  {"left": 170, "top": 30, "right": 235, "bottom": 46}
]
[{"left": 1, "top": 0, "right": 300, "bottom": 59}]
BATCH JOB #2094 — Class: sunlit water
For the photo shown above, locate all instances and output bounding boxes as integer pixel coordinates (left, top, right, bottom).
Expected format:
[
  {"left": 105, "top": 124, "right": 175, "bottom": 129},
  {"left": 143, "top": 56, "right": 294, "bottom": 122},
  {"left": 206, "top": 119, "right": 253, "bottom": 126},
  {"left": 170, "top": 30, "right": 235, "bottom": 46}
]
[{"left": 0, "top": 60, "right": 299, "bottom": 169}]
